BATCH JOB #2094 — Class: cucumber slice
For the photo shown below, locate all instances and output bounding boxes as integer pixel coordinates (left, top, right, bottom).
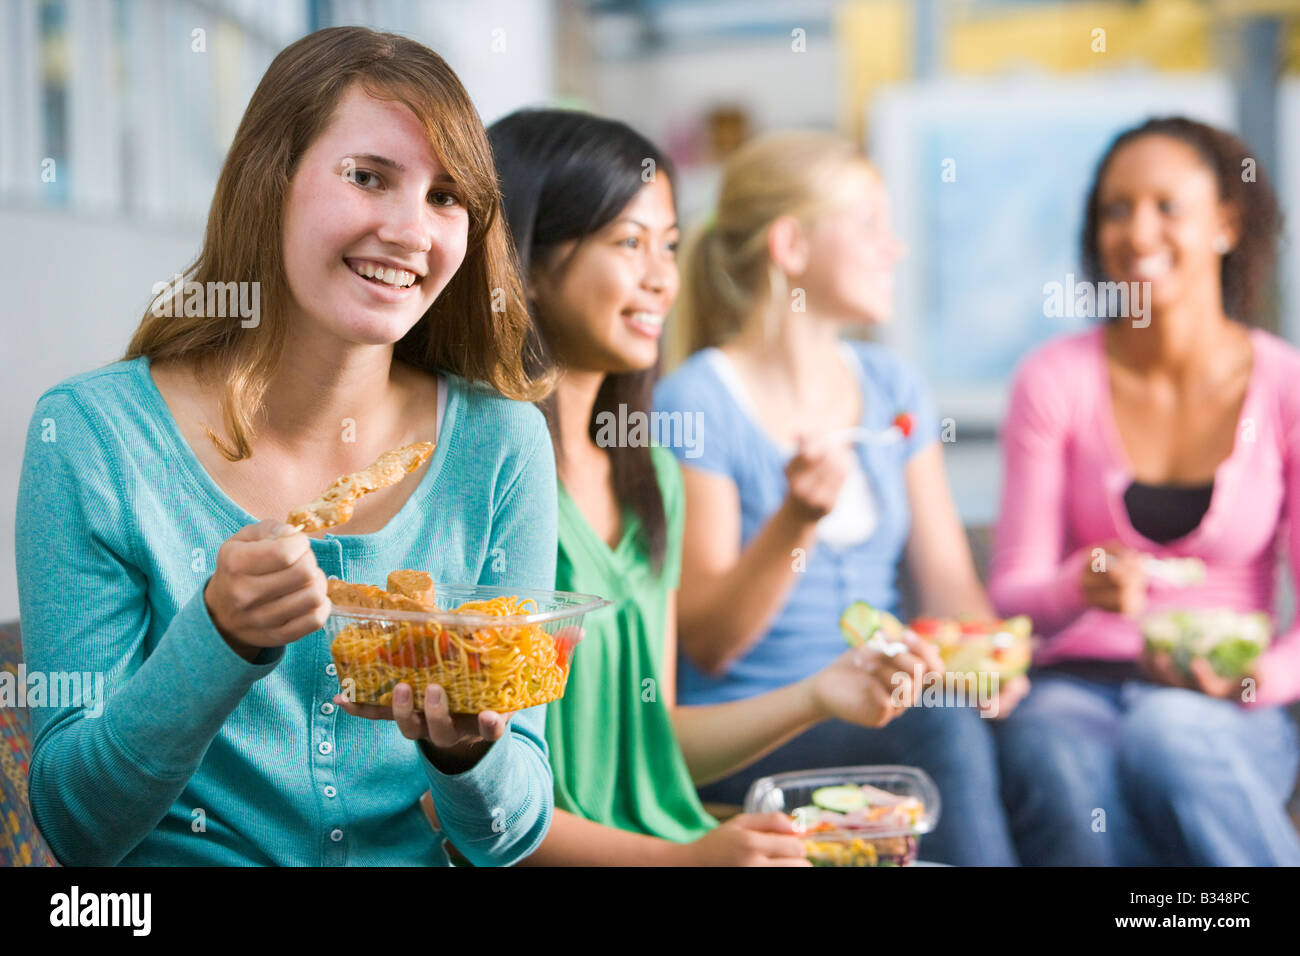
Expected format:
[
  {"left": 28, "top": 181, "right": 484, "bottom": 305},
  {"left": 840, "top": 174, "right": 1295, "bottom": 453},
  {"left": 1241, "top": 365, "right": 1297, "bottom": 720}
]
[
  {"left": 812, "top": 784, "right": 867, "bottom": 813},
  {"left": 840, "top": 601, "right": 880, "bottom": 647}
]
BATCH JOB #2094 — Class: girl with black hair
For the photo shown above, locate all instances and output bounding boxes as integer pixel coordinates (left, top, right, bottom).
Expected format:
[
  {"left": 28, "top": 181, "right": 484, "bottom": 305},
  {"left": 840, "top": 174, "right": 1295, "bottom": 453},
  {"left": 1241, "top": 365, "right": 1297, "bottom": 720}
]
[
  {"left": 488, "top": 109, "right": 943, "bottom": 865},
  {"left": 990, "top": 117, "right": 1300, "bottom": 865}
]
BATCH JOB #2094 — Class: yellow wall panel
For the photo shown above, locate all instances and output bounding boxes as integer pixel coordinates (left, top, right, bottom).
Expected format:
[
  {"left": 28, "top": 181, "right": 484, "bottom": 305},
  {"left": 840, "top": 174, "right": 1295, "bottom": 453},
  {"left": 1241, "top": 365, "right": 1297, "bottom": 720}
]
[
  {"left": 835, "top": 0, "right": 910, "bottom": 139},
  {"left": 948, "top": 0, "right": 1212, "bottom": 74}
]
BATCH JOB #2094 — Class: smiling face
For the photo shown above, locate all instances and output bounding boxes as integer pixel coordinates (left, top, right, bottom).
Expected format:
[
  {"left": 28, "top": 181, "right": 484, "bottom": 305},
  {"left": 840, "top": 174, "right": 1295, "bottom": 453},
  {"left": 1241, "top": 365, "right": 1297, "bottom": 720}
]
[
  {"left": 1095, "top": 134, "right": 1238, "bottom": 313},
  {"left": 530, "top": 175, "right": 680, "bottom": 374},
  {"left": 796, "top": 166, "right": 904, "bottom": 326},
  {"left": 280, "top": 83, "right": 469, "bottom": 348}
]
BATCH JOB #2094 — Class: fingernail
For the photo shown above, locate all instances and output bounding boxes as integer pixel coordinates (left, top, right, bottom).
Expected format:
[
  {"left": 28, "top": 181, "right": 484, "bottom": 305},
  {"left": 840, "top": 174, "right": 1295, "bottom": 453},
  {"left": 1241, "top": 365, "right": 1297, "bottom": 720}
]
[
  {"left": 395, "top": 684, "right": 410, "bottom": 703},
  {"left": 483, "top": 713, "right": 498, "bottom": 730},
  {"left": 427, "top": 686, "right": 443, "bottom": 706},
  {"left": 271, "top": 523, "right": 298, "bottom": 539}
]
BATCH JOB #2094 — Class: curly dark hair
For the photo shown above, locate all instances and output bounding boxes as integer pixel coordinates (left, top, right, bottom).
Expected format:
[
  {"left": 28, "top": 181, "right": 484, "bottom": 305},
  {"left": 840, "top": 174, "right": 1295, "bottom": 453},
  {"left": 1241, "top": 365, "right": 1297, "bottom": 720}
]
[{"left": 1081, "top": 116, "right": 1282, "bottom": 323}]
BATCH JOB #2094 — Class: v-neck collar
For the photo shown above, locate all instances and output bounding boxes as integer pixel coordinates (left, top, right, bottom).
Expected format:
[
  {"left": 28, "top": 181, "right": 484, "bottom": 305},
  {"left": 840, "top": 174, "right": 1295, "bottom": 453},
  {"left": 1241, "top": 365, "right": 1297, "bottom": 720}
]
[
  {"left": 135, "top": 355, "right": 455, "bottom": 551},
  {"left": 1093, "top": 325, "right": 1262, "bottom": 551},
  {"left": 558, "top": 480, "right": 641, "bottom": 567}
]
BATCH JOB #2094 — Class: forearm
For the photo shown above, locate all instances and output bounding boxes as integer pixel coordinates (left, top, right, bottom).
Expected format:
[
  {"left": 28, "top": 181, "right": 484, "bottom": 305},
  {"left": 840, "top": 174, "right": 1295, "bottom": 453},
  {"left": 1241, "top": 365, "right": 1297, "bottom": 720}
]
[
  {"left": 516, "top": 809, "right": 684, "bottom": 866},
  {"left": 421, "top": 704, "right": 554, "bottom": 867},
  {"left": 989, "top": 546, "right": 1090, "bottom": 634},
  {"left": 671, "top": 676, "right": 821, "bottom": 786},
  {"left": 910, "top": 549, "right": 995, "bottom": 620},
  {"left": 27, "top": 588, "right": 281, "bottom": 865},
  {"left": 905, "top": 444, "right": 994, "bottom": 620},
  {"left": 918, "top": 574, "right": 994, "bottom": 619},
  {"left": 678, "top": 502, "right": 816, "bottom": 673},
  {"left": 988, "top": 361, "right": 1094, "bottom": 634},
  {"left": 1248, "top": 627, "right": 1300, "bottom": 708}
]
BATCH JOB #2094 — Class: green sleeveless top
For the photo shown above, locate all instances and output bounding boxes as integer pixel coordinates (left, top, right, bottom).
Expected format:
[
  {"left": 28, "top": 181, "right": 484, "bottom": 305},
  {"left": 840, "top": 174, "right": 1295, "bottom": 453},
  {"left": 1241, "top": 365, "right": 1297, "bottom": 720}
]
[{"left": 544, "top": 446, "right": 717, "bottom": 843}]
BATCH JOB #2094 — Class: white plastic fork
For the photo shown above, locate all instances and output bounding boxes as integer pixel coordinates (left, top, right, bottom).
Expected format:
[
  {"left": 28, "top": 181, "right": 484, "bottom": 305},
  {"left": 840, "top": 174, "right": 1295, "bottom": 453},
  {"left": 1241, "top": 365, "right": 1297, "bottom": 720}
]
[
  {"left": 1141, "top": 555, "right": 1207, "bottom": 587},
  {"left": 863, "top": 629, "right": 911, "bottom": 658},
  {"left": 821, "top": 424, "right": 904, "bottom": 447}
]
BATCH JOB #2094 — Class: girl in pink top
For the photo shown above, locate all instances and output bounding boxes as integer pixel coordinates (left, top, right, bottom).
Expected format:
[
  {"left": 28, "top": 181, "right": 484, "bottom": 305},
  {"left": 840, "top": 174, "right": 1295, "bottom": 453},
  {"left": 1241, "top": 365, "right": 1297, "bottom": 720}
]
[{"left": 991, "top": 117, "right": 1300, "bottom": 866}]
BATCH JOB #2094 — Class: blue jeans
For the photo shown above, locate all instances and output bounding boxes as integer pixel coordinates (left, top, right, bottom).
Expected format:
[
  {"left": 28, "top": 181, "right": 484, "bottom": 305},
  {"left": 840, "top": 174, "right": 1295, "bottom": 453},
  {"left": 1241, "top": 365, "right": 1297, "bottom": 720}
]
[
  {"left": 696, "top": 704, "right": 1018, "bottom": 866},
  {"left": 995, "top": 668, "right": 1300, "bottom": 866}
]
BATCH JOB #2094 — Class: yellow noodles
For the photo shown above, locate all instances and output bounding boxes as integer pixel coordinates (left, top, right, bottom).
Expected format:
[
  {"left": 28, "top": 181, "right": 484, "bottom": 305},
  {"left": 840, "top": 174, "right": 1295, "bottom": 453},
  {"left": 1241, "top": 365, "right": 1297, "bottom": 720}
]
[{"left": 330, "top": 595, "right": 573, "bottom": 713}]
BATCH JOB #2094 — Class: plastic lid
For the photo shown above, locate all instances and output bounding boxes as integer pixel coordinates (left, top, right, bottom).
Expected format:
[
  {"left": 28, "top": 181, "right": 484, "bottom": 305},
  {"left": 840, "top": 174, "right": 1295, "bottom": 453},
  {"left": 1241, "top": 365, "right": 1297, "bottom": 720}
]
[{"left": 744, "top": 764, "right": 941, "bottom": 839}]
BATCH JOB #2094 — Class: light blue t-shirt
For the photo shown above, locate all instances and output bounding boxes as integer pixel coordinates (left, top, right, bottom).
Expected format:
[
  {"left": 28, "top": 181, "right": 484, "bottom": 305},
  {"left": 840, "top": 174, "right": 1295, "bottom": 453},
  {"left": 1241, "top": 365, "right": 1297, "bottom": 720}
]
[
  {"left": 653, "top": 341, "right": 939, "bottom": 705},
  {"left": 15, "top": 356, "right": 558, "bottom": 866}
]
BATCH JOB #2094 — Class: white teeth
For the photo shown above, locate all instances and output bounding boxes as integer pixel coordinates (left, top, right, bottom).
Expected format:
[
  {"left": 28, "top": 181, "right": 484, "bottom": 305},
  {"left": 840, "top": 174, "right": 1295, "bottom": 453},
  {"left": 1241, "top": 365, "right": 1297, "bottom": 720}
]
[
  {"left": 629, "top": 311, "right": 663, "bottom": 327},
  {"left": 348, "top": 261, "right": 418, "bottom": 288},
  {"left": 1132, "top": 255, "right": 1171, "bottom": 279}
]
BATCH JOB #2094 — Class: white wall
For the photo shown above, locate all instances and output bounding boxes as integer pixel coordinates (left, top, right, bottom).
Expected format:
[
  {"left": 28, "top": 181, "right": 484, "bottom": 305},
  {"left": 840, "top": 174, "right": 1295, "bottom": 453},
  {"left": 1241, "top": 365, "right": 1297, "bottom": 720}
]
[
  {"left": 0, "top": 207, "right": 203, "bottom": 621},
  {"left": 586, "top": 33, "right": 840, "bottom": 218}
]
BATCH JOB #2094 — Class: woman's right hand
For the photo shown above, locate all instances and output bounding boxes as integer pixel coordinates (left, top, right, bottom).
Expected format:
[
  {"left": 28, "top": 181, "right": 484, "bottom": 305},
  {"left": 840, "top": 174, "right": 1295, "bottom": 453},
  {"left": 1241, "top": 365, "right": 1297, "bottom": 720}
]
[
  {"left": 781, "top": 435, "right": 851, "bottom": 524},
  {"left": 809, "top": 635, "right": 943, "bottom": 728},
  {"left": 679, "top": 813, "right": 812, "bottom": 866},
  {"left": 205, "top": 519, "right": 331, "bottom": 659},
  {"left": 1080, "top": 540, "right": 1147, "bottom": 618}
]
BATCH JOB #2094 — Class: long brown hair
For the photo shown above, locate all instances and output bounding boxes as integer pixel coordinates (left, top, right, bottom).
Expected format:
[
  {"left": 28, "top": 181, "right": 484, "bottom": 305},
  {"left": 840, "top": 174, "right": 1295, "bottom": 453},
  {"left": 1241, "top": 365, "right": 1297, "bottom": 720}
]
[
  {"left": 126, "top": 26, "right": 549, "bottom": 460},
  {"left": 1081, "top": 116, "right": 1282, "bottom": 324}
]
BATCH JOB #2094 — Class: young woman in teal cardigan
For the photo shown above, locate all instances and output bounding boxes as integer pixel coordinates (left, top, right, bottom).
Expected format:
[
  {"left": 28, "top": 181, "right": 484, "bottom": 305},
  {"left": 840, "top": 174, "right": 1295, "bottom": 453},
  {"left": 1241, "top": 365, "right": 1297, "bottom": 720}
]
[{"left": 15, "top": 27, "right": 558, "bottom": 867}]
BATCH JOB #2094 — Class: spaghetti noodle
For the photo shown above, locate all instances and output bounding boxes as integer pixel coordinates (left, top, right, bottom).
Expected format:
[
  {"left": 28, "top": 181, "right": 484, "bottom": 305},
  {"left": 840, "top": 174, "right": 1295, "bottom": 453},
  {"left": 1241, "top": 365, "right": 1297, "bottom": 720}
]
[{"left": 330, "top": 593, "right": 575, "bottom": 713}]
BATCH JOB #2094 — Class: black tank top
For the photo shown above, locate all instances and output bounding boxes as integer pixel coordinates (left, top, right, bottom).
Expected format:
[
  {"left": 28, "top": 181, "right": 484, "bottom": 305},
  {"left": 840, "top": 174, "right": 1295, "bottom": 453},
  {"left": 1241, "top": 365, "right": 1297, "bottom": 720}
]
[{"left": 1123, "top": 480, "right": 1214, "bottom": 543}]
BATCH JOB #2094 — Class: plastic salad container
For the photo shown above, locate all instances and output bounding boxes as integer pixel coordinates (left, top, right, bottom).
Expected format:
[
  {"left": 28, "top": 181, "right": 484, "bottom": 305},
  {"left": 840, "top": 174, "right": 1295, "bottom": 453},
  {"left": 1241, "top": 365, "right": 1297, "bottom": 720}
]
[
  {"left": 1141, "top": 608, "right": 1271, "bottom": 679},
  {"left": 326, "top": 584, "right": 608, "bottom": 713},
  {"left": 745, "top": 765, "right": 941, "bottom": 867},
  {"left": 841, "top": 602, "right": 1033, "bottom": 682},
  {"left": 913, "top": 615, "right": 1034, "bottom": 682}
]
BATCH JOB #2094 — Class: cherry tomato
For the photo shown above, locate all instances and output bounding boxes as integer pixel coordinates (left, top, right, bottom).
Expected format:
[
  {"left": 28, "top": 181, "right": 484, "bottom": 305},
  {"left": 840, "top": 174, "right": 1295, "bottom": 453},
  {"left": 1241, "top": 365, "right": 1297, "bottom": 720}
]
[{"left": 910, "top": 617, "right": 941, "bottom": 637}]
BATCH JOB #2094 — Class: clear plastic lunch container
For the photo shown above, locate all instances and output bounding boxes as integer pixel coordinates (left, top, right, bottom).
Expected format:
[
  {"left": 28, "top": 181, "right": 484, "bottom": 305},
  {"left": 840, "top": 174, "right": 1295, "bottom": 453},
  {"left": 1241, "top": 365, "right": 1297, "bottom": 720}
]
[
  {"left": 1141, "top": 608, "right": 1271, "bottom": 679},
  {"left": 744, "top": 765, "right": 942, "bottom": 867},
  {"left": 326, "top": 583, "right": 608, "bottom": 714}
]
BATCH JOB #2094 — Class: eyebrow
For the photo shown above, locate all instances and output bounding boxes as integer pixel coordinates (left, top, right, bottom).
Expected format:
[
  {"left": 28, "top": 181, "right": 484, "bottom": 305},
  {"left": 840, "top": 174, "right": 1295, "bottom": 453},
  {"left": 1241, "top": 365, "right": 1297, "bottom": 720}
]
[
  {"left": 615, "top": 217, "right": 680, "bottom": 231},
  {"left": 345, "top": 153, "right": 458, "bottom": 184},
  {"left": 350, "top": 153, "right": 404, "bottom": 172}
]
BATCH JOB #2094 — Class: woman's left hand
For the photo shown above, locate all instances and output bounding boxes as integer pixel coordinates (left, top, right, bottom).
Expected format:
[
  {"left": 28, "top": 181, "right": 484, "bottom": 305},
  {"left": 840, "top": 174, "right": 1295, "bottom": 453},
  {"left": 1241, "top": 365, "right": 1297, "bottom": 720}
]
[
  {"left": 1139, "top": 648, "right": 1245, "bottom": 701},
  {"left": 336, "top": 683, "right": 513, "bottom": 771},
  {"left": 978, "top": 673, "right": 1031, "bottom": 719}
]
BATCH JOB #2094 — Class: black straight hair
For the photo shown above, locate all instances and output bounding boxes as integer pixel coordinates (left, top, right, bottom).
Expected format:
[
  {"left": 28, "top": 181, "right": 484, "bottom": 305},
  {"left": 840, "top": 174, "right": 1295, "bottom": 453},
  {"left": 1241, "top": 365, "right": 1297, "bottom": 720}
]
[
  {"left": 489, "top": 108, "right": 675, "bottom": 571},
  {"left": 1081, "top": 116, "right": 1281, "bottom": 324}
]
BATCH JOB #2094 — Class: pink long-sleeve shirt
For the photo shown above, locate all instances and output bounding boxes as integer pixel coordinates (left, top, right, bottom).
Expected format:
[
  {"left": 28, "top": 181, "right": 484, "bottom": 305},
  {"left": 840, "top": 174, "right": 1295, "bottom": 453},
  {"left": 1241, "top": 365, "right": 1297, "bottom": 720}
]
[{"left": 989, "top": 326, "right": 1300, "bottom": 707}]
